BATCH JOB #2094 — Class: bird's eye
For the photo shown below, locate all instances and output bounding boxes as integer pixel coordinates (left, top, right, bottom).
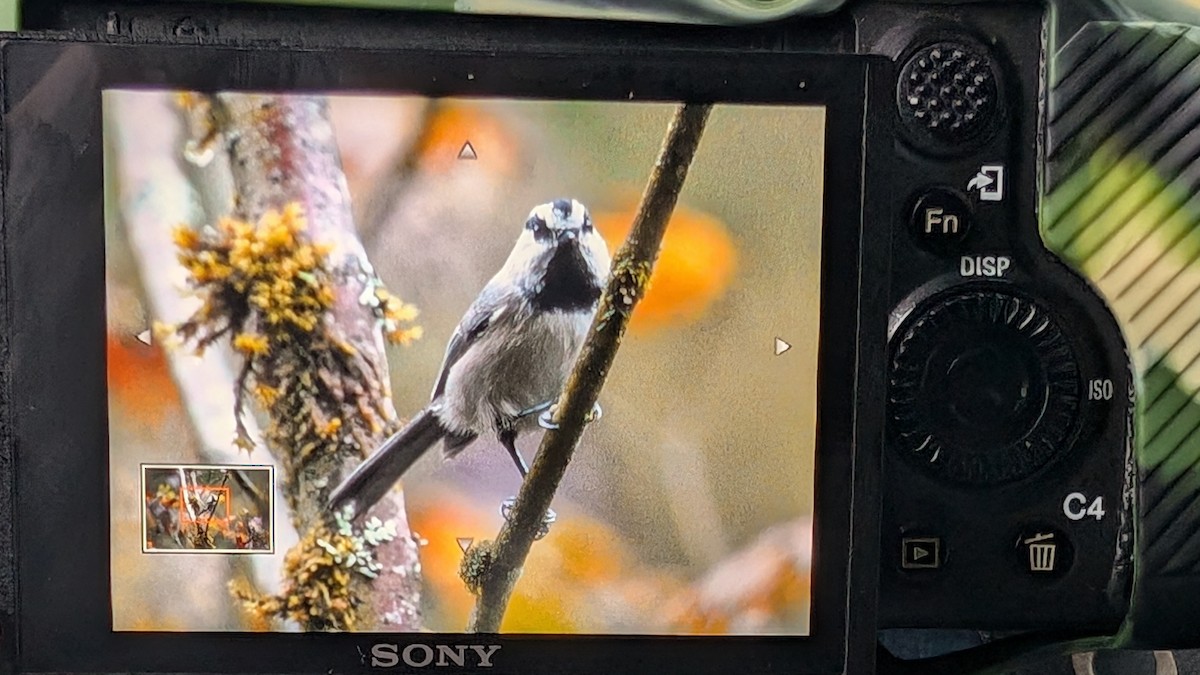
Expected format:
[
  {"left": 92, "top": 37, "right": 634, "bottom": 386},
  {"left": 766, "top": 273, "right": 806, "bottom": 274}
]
[
  {"left": 582, "top": 216, "right": 594, "bottom": 233},
  {"left": 526, "top": 215, "right": 551, "bottom": 240}
]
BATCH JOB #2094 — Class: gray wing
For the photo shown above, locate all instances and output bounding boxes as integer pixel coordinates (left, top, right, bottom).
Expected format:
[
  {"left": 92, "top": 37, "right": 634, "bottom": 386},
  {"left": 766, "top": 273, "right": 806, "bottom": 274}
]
[{"left": 430, "top": 286, "right": 504, "bottom": 401}]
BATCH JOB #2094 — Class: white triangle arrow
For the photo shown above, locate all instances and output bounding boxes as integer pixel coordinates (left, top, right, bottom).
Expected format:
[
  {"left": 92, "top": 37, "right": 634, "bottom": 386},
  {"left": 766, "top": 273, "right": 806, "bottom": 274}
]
[
  {"left": 457, "top": 141, "right": 478, "bottom": 160},
  {"left": 456, "top": 537, "right": 474, "bottom": 554},
  {"left": 137, "top": 329, "right": 153, "bottom": 346},
  {"left": 774, "top": 337, "right": 792, "bottom": 356}
]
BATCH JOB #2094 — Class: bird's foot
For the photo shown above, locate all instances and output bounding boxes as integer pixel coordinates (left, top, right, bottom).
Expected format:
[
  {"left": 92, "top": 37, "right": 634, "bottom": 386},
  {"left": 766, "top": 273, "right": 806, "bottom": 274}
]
[
  {"left": 537, "top": 402, "right": 603, "bottom": 430},
  {"left": 517, "top": 401, "right": 554, "bottom": 419},
  {"left": 500, "top": 497, "right": 557, "bottom": 540}
]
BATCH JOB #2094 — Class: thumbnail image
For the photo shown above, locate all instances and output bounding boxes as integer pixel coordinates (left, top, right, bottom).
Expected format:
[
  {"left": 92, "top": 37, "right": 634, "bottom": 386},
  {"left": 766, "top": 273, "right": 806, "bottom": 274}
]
[
  {"left": 142, "top": 464, "right": 274, "bottom": 553},
  {"left": 105, "top": 88, "right": 825, "bottom": 635}
]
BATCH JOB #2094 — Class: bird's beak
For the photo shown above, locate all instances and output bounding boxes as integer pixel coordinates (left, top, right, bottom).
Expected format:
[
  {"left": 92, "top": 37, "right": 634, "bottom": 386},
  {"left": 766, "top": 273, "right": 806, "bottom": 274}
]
[{"left": 557, "top": 229, "right": 579, "bottom": 243}]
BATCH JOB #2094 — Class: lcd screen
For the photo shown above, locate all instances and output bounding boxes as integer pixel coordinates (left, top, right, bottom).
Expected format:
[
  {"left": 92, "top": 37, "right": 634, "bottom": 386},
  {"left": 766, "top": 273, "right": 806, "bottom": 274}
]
[{"left": 103, "top": 90, "right": 825, "bottom": 636}]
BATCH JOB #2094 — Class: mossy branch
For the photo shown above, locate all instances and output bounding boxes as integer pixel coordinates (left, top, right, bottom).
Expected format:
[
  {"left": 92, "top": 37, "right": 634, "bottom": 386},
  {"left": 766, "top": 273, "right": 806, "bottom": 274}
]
[
  {"left": 466, "top": 102, "right": 714, "bottom": 633},
  {"left": 110, "top": 90, "right": 286, "bottom": 606},
  {"left": 171, "top": 93, "right": 423, "bottom": 631}
]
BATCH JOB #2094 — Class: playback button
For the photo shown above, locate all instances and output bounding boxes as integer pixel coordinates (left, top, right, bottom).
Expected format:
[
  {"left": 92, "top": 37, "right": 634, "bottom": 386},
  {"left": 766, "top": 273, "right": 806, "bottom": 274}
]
[
  {"left": 911, "top": 188, "right": 972, "bottom": 252},
  {"left": 902, "top": 536, "right": 942, "bottom": 570}
]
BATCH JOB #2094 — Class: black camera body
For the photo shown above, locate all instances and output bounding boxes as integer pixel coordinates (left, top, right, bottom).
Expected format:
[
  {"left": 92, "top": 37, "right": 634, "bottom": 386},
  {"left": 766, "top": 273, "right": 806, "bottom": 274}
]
[
  {"left": 866, "top": 4, "right": 1136, "bottom": 633},
  {"left": 1, "top": 1, "right": 1196, "bottom": 673}
]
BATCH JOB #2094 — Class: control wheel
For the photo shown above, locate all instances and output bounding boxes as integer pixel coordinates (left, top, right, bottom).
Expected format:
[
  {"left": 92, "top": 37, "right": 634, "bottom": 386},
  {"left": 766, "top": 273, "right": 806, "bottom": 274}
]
[
  {"left": 888, "top": 288, "right": 1082, "bottom": 485},
  {"left": 897, "top": 41, "right": 1001, "bottom": 151}
]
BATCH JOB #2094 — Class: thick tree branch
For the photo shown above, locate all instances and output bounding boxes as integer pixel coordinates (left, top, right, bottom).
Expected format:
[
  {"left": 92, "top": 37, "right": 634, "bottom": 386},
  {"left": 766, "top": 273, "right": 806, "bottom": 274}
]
[
  {"left": 108, "top": 91, "right": 291, "bottom": 595},
  {"left": 466, "top": 102, "right": 714, "bottom": 633},
  {"left": 171, "top": 93, "right": 424, "bottom": 630}
]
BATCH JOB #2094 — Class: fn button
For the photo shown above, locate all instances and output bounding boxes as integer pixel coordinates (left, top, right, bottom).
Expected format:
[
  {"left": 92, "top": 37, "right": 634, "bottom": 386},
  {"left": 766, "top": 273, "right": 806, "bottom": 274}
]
[
  {"left": 902, "top": 537, "right": 942, "bottom": 570},
  {"left": 911, "top": 189, "right": 972, "bottom": 252}
]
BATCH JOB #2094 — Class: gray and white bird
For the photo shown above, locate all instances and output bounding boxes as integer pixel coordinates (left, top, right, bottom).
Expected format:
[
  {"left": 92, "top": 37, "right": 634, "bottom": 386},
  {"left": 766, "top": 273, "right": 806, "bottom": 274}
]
[{"left": 328, "top": 198, "right": 611, "bottom": 516}]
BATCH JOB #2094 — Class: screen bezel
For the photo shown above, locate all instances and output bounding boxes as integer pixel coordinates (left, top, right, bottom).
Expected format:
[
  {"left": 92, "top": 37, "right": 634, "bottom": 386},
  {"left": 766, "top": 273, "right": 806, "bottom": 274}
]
[{"left": 2, "top": 37, "right": 886, "bottom": 674}]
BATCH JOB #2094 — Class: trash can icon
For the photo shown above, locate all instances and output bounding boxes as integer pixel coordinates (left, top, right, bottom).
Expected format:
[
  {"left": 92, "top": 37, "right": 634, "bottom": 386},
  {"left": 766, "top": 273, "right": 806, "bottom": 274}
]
[{"left": 1024, "top": 533, "right": 1057, "bottom": 572}]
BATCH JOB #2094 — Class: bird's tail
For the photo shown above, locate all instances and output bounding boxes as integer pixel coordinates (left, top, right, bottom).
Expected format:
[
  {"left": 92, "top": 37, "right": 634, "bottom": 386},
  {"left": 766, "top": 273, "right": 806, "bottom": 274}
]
[{"left": 327, "top": 407, "right": 445, "bottom": 516}]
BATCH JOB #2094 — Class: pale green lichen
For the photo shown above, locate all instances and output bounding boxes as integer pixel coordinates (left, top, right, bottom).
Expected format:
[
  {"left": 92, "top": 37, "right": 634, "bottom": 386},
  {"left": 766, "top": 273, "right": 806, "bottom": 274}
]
[
  {"left": 232, "top": 510, "right": 403, "bottom": 629},
  {"left": 459, "top": 540, "right": 498, "bottom": 596}
]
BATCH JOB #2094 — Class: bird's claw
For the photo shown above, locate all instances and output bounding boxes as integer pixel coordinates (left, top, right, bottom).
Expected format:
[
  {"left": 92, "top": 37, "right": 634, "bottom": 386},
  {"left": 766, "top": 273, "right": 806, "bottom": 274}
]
[
  {"left": 517, "top": 401, "right": 554, "bottom": 419},
  {"left": 537, "top": 402, "right": 603, "bottom": 430},
  {"left": 500, "top": 497, "right": 556, "bottom": 540}
]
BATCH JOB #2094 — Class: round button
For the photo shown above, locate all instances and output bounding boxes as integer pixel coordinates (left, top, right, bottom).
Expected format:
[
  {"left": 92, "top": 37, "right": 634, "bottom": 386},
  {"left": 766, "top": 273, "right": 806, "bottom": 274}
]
[
  {"left": 911, "top": 189, "right": 972, "bottom": 252},
  {"left": 898, "top": 42, "right": 1000, "bottom": 146},
  {"left": 888, "top": 289, "right": 1082, "bottom": 485},
  {"left": 1013, "top": 525, "right": 1073, "bottom": 579}
]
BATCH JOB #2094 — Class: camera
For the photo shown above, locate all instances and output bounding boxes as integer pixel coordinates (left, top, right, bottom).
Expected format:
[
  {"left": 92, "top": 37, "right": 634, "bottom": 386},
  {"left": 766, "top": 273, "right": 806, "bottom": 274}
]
[{"left": 0, "top": 1, "right": 1196, "bottom": 673}]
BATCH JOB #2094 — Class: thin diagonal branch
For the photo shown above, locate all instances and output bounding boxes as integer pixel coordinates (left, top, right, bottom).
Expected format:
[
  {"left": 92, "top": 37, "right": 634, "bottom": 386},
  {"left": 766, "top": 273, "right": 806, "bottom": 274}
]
[{"left": 466, "top": 102, "right": 714, "bottom": 633}]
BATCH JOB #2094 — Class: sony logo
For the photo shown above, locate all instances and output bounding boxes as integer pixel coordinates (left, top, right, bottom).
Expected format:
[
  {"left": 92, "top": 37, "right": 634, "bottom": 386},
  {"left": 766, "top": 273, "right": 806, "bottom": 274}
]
[{"left": 369, "top": 643, "right": 502, "bottom": 669}]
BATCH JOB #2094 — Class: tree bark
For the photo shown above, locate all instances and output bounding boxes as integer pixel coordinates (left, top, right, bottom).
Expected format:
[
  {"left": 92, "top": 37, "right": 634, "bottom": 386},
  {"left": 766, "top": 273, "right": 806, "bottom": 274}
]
[
  {"left": 180, "top": 93, "right": 424, "bottom": 630},
  {"left": 108, "top": 90, "right": 291, "bottom": 601}
]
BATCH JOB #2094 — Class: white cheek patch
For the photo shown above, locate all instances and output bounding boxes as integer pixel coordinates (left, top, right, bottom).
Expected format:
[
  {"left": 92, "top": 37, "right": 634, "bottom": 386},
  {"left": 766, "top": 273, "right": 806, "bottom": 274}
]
[{"left": 530, "top": 203, "right": 556, "bottom": 225}]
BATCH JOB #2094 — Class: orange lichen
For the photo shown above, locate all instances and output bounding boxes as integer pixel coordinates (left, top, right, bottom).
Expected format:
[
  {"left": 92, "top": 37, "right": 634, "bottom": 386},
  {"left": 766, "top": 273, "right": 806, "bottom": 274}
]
[
  {"left": 253, "top": 384, "right": 279, "bottom": 406},
  {"left": 232, "top": 524, "right": 361, "bottom": 631},
  {"left": 172, "top": 204, "right": 333, "bottom": 343},
  {"left": 372, "top": 287, "right": 424, "bottom": 346},
  {"left": 170, "top": 202, "right": 422, "bottom": 363},
  {"left": 233, "top": 333, "right": 270, "bottom": 356},
  {"left": 318, "top": 417, "right": 343, "bottom": 439},
  {"left": 164, "top": 199, "right": 419, "bottom": 455}
]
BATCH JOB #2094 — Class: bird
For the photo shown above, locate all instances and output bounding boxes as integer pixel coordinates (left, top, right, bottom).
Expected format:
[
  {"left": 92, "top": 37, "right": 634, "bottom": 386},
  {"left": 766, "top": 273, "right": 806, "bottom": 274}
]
[{"left": 328, "top": 198, "right": 611, "bottom": 516}]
